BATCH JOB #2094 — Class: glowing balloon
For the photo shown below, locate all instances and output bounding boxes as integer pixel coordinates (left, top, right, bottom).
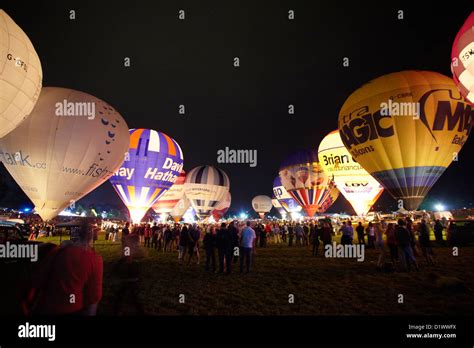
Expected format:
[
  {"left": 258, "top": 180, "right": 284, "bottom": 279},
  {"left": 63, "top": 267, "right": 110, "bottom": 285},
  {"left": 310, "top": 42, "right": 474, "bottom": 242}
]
[
  {"left": 0, "top": 10, "right": 42, "bottom": 138},
  {"left": 184, "top": 165, "right": 230, "bottom": 220},
  {"left": 338, "top": 71, "right": 472, "bottom": 210},
  {"left": 271, "top": 197, "right": 287, "bottom": 219},
  {"left": 170, "top": 196, "right": 191, "bottom": 222},
  {"left": 318, "top": 130, "right": 383, "bottom": 215},
  {"left": 152, "top": 170, "right": 186, "bottom": 217},
  {"left": 278, "top": 149, "right": 332, "bottom": 217},
  {"left": 251, "top": 195, "right": 273, "bottom": 219},
  {"left": 212, "top": 191, "right": 231, "bottom": 221},
  {"left": 451, "top": 12, "right": 474, "bottom": 104},
  {"left": 318, "top": 182, "right": 340, "bottom": 213},
  {"left": 110, "top": 129, "right": 184, "bottom": 223},
  {"left": 0, "top": 87, "right": 129, "bottom": 220},
  {"left": 272, "top": 176, "right": 302, "bottom": 214}
]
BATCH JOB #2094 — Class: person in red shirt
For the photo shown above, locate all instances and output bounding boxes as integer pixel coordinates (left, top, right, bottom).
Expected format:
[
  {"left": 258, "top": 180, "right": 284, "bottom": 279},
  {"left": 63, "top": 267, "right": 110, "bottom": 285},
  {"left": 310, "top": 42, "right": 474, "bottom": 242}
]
[{"left": 26, "top": 219, "right": 103, "bottom": 316}]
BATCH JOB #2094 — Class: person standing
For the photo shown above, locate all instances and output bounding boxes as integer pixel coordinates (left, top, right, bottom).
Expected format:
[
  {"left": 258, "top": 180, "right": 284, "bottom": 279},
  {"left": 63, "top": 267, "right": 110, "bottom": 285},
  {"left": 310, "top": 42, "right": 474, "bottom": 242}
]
[
  {"left": 144, "top": 224, "right": 152, "bottom": 248},
  {"left": 310, "top": 222, "right": 320, "bottom": 256},
  {"left": 321, "top": 222, "right": 333, "bottom": 248},
  {"left": 375, "top": 222, "right": 386, "bottom": 269},
  {"left": 216, "top": 223, "right": 233, "bottom": 274},
  {"left": 433, "top": 219, "right": 445, "bottom": 246},
  {"left": 419, "top": 219, "right": 435, "bottom": 266},
  {"left": 366, "top": 222, "right": 375, "bottom": 249},
  {"left": 288, "top": 223, "right": 294, "bottom": 247},
  {"left": 385, "top": 223, "right": 398, "bottom": 262},
  {"left": 240, "top": 221, "right": 256, "bottom": 273},
  {"left": 187, "top": 224, "right": 201, "bottom": 265},
  {"left": 356, "top": 222, "right": 365, "bottom": 245},
  {"left": 395, "top": 219, "right": 419, "bottom": 272},
  {"left": 178, "top": 225, "right": 189, "bottom": 264},
  {"left": 27, "top": 219, "right": 103, "bottom": 315},
  {"left": 151, "top": 223, "right": 159, "bottom": 249},
  {"left": 121, "top": 223, "right": 130, "bottom": 252},
  {"left": 228, "top": 221, "right": 240, "bottom": 264},
  {"left": 203, "top": 226, "right": 217, "bottom": 272}
]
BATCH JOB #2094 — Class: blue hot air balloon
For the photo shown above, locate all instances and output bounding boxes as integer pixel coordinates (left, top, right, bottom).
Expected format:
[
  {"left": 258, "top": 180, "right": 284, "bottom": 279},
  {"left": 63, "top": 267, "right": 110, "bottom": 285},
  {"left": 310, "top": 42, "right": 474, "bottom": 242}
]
[{"left": 110, "top": 128, "right": 184, "bottom": 223}]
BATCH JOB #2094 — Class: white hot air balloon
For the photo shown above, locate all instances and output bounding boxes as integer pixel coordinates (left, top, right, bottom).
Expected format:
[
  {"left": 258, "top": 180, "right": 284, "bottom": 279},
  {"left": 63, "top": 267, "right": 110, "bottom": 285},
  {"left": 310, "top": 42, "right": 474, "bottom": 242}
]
[
  {"left": 0, "top": 10, "right": 42, "bottom": 138},
  {"left": 170, "top": 196, "right": 191, "bottom": 223},
  {"left": 0, "top": 87, "right": 130, "bottom": 220},
  {"left": 318, "top": 130, "right": 383, "bottom": 216},
  {"left": 184, "top": 165, "right": 230, "bottom": 220},
  {"left": 252, "top": 195, "right": 273, "bottom": 219}
]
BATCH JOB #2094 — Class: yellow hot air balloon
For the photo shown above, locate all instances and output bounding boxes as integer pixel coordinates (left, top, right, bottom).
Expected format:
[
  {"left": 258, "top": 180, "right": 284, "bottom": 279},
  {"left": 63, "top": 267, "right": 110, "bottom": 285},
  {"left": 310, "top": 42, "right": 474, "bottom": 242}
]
[
  {"left": 0, "top": 87, "right": 130, "bottom": 220},
  {"left": 318, "top": 130, "right": 383, "bottom": 215},
  {"left": 338, "top": 71, "right": 472, "bottom": 211},
  {"left": 0, "top": 10, "right": 42, "bottom": 138}
]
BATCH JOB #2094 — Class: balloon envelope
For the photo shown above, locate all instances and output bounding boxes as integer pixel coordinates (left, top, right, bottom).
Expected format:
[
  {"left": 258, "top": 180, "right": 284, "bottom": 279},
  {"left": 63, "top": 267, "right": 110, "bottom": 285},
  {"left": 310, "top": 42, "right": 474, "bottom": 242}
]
[
  {"left": 272, "top": 176, "right": 302, "bottom": 214},
  {"left": 451, "top": 12, "right": 474, "bottom": 104},
  {"left": 170, "top": 196, "right": 191, "bottom": 222},
  {"left": 0, "top": 10, "right": 43, "bottom": 138},
  {"left": 152, "top": 170, "right": 186, "bottom": 214},
  {"left": 278, "top": 149, "right": 331, "bottom": 217},
  {"left": 110, "top": 129, "right": 184, "bottom": 223},
  {"left": 184, "top": 165, "right": 230, "bottom": 220},
  {"left": 0, "top": 87, "right": 130, "bottom": 220},
  {"left": 338, "top": 71, "right": 472, "bottom": 210},
  {"left": 252, "top": 195, "right": 273, "bottom": 218},
  {"left": 212, "top": 191, "right": 231, "bottom": 220},
  {"left": 318, "top": 130, "right": 383, "bottom": 215},
  {"left": 271, "top": 197, "right": 287, "bottom": 218}
]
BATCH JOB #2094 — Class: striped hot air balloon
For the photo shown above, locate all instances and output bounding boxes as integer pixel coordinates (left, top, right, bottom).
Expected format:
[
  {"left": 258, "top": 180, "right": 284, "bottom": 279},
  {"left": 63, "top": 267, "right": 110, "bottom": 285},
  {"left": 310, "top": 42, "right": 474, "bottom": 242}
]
[
  {"left": 278, "top": 149, "right": 332, "bottom": 217},
  {"left": 152, "top": 170, "right": 186, "bottom": 219},
  {"left": 272, "top": 176, "right": 302, "bottom": 215},
  {"left": 318, "top": 181, "right": 340, "bottom": 213},
  {"left": 451, "top": 12, "right": 474, "bottom": 105},
  {"left": 338, "top": 71, "right": 472, "bottom": 211},
  {"left": 184, "top": 165, "right": 230, "bottom": 220},
  {"left": 211, "top": 192, "right": 231, "bottom": 221},
  {"left": 110, "top": 129, "right": 184, "bottom": 223}
]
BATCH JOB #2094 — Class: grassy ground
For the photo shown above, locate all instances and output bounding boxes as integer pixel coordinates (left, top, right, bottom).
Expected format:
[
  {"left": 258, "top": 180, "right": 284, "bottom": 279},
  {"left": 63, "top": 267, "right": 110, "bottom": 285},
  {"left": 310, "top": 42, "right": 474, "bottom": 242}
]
[{"left": 39, "top": 234, "right": 474, "bottom": 316}]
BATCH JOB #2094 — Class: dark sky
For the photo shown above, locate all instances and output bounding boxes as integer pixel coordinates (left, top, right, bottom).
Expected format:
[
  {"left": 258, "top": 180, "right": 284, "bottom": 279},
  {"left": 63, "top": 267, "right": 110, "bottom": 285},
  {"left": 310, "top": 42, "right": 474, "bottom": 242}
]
[{"left": 1, "top": 0, "right": 473, "bottom": 214}]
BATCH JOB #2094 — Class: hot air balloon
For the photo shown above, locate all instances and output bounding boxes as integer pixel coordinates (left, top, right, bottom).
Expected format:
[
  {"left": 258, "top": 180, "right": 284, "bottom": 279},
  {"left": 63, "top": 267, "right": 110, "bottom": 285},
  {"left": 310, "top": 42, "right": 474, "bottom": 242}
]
[
  {"left": 451, "top": 12, "right": 474, "bottom": 105},
  {"left": 271, "top": 196, "right": 287, "bottom": 219},
  {"left": 211, "top": 191, "right": 231, "bottom": 221},
  {"left": 278, "top": 149, "right": 332, "bottom": 217},
  {"left": 184, "top": 165, "right": 230, "bottom": 220},
  {"left": 318, "top": 182, "right": 340, "bottom": 213},
  {"left": 110, "top": 129, "right": 184, "bottom": 223},
  {"left": 0, "top": 10, "right": 42, "bottom": 138},
  {"left": 0, "top": 87, "right": 129, "bottom": 220},
  {"left": 338, "top": 71, "right": 472, "bottom": 211},
  {"left": 251, "top": 195, "right": 273, "bottom": 219},
  {"left": 318, "top": 130, "right": 383, "bottom": 216},
  {"left": 152, "top": 170, "right": 186, "bottom": 220},
  {"left": 272, "top": 176, "right": 302, "bottom": 215},
  {"left": 170, "top": 196, "right": 191, "bottom": 222}
]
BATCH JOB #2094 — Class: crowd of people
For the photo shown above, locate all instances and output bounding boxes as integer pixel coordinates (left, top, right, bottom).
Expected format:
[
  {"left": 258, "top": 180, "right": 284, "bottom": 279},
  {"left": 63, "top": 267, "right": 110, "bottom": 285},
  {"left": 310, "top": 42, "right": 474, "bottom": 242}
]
[
  {"left": 109, "top": 216, "right": 449, "bottom": 274},
  {"left": 4, "top": 213, "right": 453, "bottom": 316}
]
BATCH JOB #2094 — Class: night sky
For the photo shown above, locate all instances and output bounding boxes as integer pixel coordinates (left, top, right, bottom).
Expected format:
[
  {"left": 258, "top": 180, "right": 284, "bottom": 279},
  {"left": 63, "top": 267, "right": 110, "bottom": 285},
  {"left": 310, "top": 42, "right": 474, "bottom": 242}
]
[{"left": 1, "top": 0, "right": 473, "bottom": 214}]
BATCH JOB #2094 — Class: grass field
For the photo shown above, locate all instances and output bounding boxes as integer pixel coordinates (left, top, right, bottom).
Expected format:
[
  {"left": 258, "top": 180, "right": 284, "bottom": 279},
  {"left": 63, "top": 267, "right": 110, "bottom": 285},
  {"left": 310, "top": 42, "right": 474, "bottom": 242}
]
[{"left": 38, "top": 234, "right": 474, "bottom": 316}]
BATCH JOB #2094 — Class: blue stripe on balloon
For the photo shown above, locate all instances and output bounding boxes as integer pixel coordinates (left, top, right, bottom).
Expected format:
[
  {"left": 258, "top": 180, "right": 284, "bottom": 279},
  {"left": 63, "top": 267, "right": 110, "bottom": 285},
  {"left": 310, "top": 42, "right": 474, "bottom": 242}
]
[{"left": 371, "top": 166, "right": 445, "bottom": 191}]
